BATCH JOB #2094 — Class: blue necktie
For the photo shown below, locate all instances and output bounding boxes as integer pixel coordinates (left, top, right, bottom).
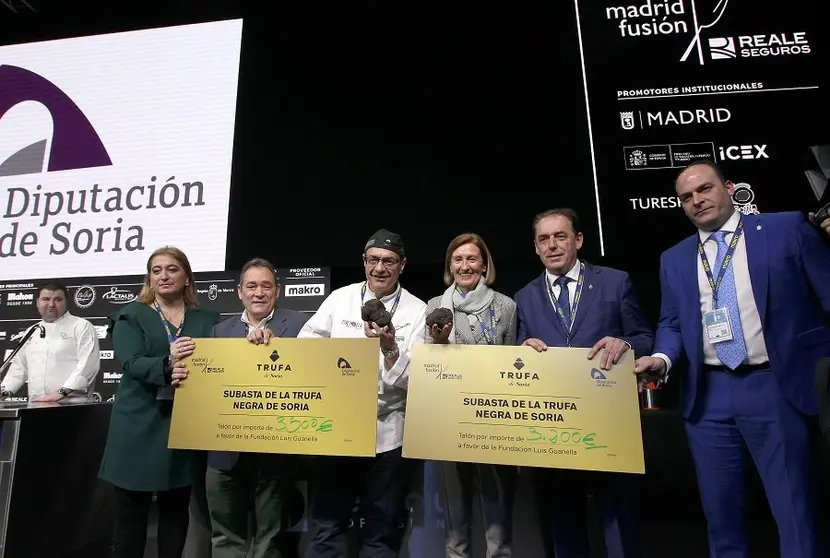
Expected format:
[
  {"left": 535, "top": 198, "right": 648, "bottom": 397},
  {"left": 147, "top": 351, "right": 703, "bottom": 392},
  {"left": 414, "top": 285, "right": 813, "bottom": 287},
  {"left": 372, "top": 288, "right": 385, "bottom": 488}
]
[
  {"left": 555, "top": 276, "right": 571, "bottom": 329},
  {"left": 711, "top": 231, "right": 748, "bottom": 369}
]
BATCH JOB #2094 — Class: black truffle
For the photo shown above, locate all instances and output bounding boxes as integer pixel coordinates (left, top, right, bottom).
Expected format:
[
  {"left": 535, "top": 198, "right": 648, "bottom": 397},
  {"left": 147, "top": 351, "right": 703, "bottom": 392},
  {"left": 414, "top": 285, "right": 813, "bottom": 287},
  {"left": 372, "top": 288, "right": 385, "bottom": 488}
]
[
  {"left": 361, "top": 299, "right": 392, "bottom": 327},
  {"left": 426, "top": 308, "right": 453, "bottom": 328}
]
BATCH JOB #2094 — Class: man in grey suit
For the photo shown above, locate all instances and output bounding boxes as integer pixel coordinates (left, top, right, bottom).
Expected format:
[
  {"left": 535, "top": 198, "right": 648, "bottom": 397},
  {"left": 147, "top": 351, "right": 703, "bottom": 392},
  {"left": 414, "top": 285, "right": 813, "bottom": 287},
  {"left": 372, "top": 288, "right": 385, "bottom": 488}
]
[{"left": 206, "top": 258, "right": 310, "bottom": 558}]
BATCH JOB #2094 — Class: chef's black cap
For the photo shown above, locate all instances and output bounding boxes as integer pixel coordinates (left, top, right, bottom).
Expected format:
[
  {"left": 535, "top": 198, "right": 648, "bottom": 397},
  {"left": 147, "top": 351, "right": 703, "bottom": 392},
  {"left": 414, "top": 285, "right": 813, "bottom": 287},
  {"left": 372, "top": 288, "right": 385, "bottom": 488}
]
[{"left": 364, "top": 229, "right": 405, "bottom": 258}]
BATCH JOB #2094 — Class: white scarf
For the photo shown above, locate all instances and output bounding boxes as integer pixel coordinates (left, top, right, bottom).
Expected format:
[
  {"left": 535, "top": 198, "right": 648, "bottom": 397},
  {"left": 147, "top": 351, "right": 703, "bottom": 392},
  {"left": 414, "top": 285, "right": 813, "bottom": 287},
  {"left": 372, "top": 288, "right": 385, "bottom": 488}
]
[{"left": 439, "top": 278, "right": 495, "bottom": 344}]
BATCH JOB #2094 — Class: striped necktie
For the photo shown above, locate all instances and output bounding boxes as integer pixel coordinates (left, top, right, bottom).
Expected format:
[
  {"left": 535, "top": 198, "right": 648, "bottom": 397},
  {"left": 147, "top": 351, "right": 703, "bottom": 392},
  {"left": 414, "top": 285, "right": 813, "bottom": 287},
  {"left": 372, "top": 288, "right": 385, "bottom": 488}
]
[{"left": 555, "top": 276, "right": 571, "bottom": 328}]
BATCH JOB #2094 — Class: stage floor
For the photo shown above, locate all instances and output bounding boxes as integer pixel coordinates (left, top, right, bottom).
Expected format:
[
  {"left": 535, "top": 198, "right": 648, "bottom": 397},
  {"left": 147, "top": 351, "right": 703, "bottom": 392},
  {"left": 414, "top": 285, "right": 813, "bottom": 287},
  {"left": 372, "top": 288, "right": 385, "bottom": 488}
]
[{"left": 133, "top": 516, "right": 793, "bottom": 558}]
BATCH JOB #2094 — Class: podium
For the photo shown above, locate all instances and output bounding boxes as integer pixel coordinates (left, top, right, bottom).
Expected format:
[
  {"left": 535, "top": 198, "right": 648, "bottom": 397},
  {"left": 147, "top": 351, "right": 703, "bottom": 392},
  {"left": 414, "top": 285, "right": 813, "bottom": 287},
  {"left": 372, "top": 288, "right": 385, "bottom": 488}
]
[{"left": 0, "top": 401, "right": 113, "bottom": 558}]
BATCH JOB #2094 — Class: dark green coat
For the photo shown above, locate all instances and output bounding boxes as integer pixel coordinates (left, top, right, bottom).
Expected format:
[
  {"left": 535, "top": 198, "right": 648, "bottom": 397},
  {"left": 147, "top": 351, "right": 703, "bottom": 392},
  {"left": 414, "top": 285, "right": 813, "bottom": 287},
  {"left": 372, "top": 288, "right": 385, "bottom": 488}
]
[{"left": 98, "top": 301, "right": 220, "bottom": 491}]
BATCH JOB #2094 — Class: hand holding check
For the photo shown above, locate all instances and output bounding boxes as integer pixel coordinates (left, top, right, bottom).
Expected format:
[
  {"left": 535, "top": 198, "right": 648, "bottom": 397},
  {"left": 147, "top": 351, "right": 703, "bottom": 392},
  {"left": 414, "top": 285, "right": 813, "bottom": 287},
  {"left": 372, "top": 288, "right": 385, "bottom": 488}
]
[
  {"left": 522, "top": 336, "right": 630, "bottom": 370},
  {"left": 169, "top": 336, "right": 195, "bottom": 362},
  {"left": 171, "top": 329, "right": 278, "bottom": 387}
]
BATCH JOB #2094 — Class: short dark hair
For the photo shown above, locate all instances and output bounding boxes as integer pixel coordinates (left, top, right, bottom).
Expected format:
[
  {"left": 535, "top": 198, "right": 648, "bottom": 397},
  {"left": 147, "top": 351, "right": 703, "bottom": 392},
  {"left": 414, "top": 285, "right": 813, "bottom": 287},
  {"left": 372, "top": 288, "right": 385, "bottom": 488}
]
[
  {"left": 675, "top": 159, "right": 726, "bottom": 186},
  {"left": 239, "top": 258, "right": 279, "bottom": 285},
  {"left": 532, "top": 208, "right": 582, "bottom": 237},
  {"left": 36, "top": 280, "right": 67, "bottom": 299}
]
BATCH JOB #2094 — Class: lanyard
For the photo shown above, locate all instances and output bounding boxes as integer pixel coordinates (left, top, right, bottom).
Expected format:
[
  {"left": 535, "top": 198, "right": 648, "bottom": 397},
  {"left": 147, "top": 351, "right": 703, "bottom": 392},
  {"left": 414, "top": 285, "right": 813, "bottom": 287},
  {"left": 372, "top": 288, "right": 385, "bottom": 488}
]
[
  {"left": 475, "top": 303, "right": 497, "bottom": 345},
  {"left": 547, "top": 262, "right": 585, "bottom": 344},
  {"left": 153, "top": 301, "right": 185, "bottom": 344},
  {"left": 698, "top": 218, "right": 744, "bottom": 305},
  {"left": 360, "top": 282, "right": 402, "bottom": 321}
]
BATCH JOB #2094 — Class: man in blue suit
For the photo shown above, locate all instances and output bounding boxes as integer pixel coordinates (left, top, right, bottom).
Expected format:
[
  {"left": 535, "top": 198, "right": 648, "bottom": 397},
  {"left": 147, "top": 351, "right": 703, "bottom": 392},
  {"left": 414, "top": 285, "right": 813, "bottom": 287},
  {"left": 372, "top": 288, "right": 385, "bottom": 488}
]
[
  {"left": 515, "top": 208, "right": 653, "bottom": 558},
  {"left": 206, "top": 258, "right": 310, "bottom": 558},
  {"left": 635, "top": 160, "right": 830, "bottom": 558}
]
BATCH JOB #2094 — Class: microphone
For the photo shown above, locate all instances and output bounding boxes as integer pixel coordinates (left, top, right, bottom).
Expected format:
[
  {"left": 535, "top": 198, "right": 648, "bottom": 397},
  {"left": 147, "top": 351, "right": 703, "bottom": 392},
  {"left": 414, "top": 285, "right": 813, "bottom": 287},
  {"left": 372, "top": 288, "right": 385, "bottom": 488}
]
[{"left": 0, "top": 323, "right": 45, "bottom": 381}]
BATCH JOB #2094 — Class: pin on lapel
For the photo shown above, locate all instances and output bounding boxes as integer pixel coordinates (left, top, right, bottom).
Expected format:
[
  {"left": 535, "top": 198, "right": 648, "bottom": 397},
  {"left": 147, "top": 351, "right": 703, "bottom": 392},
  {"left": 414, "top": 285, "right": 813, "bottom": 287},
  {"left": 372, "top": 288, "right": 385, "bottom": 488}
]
[
  {"left": 756, "top": 225, "right": 762, "bottom": 230},
  {"left": 588, "top": 284, "right": 594, "bottom": 290}
]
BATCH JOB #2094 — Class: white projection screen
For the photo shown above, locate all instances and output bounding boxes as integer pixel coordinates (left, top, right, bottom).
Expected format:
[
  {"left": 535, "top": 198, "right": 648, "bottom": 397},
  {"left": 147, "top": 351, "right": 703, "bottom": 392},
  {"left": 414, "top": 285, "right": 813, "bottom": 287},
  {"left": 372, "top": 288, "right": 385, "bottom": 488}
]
[{"left": 0, "top": 19, "right": 243, "bottom": 280}]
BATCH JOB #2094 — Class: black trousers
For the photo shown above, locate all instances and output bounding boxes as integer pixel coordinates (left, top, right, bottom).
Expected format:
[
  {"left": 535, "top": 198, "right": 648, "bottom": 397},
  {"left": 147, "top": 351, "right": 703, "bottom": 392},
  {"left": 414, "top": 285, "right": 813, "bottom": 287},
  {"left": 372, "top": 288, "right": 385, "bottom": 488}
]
[
  {"left": 112, "top": 485, "right": 192, "bottom": 558},
  {"left": 305, "top": 447, "right": 411, "bottom": 558}
]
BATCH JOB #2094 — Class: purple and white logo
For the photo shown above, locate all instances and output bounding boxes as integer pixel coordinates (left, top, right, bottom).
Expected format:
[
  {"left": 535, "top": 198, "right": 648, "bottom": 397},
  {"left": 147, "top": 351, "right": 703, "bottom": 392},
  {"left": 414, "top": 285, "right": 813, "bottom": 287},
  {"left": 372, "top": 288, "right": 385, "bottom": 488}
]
[
  {"left": 0, "top": 20, "right": 242, "bottom": 281},
  {"left": 0, "top": 65, "right": 112, "bottom": 178}
]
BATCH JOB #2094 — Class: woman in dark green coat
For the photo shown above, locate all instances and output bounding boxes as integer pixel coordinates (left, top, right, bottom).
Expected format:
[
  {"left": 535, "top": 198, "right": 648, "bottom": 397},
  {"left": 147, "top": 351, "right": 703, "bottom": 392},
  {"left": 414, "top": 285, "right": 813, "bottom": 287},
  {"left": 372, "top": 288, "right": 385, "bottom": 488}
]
[{"left": 99, "top": 246, "right": 219, "bottom": 558}]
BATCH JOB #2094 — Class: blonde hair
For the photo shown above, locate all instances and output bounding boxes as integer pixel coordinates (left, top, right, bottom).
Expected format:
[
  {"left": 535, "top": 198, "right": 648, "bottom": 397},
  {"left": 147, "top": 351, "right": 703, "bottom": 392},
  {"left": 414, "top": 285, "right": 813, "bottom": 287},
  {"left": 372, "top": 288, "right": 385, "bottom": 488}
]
[
  {"left": 442, "top": 233, "right": 497, "bottom": 287},
  {"left": 137, "top": 246, "right": 198, "bottom": 308}
]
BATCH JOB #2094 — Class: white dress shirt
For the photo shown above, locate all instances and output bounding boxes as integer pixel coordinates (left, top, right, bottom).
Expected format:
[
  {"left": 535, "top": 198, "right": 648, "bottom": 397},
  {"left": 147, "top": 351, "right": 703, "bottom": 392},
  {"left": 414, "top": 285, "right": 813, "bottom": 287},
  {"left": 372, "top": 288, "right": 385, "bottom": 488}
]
[
  {"left": 241, "top": 308, "right": 275, "bottom": 332},
  {"left": 299, "top": 281, "right": 427, "bottom": 453},
  {"left": 1, "top": 312, "right": 101, "bottom": 401},
  {"left": 655, "top": 210, "right": 769, "bottom": 371},
  {"left": 546, "top": 259, "right": 582, "bottom": 320}
]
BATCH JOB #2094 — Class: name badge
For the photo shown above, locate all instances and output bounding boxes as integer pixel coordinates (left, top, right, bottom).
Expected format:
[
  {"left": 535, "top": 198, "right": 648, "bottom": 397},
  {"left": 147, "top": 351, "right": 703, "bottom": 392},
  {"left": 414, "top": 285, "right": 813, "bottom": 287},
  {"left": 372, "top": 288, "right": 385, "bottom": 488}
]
[
  {"left": 378, "top": 378, "right": 384, "bottom": 396},
  {"left": 703, "top": 307, "right": 733, "bottom": 344}
]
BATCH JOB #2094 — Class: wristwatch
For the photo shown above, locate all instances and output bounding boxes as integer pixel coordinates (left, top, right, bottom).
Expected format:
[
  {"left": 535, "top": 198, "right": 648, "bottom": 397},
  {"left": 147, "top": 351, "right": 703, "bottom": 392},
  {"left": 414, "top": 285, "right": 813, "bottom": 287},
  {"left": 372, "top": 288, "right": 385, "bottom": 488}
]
[{"left": 382, "top": 346, "right": 399, "bottom": 359}]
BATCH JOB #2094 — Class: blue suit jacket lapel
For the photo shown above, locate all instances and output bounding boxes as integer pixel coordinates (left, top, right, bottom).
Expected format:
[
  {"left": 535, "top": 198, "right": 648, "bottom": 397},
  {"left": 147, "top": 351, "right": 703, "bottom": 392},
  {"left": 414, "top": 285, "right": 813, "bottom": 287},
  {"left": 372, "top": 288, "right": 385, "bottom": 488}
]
[
  {"left": 533, "top": 273, "right": 568, "bottom": 341},
  {"left": 231, "top": 318, "right": 246, "bottom": 338},
  {"left": 569, "top": 263, "right": 599, "bottom": 339},
  {"left": 742, "top": 213, "right": 769, "bottom": 325},
  {"left": 268, "top": 310, "right": 289, "bottom": 337},
  {"left": 680, "top": 236, "right": 702, "bottom": 351}
]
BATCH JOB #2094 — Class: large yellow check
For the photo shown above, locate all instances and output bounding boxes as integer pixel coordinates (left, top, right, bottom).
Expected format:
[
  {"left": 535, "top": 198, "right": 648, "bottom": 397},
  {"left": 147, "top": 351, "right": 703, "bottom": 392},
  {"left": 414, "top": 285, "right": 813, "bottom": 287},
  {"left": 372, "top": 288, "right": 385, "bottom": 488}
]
[
  {"left": 168, "top": 338, "right": 380, "bottom": 457},
  {"left": 403, "top": 345, "right": 645, "bottom": 473}
]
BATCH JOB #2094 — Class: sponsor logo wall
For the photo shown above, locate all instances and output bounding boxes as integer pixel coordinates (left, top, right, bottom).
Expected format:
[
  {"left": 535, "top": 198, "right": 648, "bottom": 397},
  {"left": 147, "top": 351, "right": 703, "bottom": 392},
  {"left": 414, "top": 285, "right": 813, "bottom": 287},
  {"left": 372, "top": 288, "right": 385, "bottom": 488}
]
[
  {"left": 575, "top": 0, "right": 824, "bottom": 257},
  {"left": 0, "top": 267, "right": 330, "bottom": 402}
]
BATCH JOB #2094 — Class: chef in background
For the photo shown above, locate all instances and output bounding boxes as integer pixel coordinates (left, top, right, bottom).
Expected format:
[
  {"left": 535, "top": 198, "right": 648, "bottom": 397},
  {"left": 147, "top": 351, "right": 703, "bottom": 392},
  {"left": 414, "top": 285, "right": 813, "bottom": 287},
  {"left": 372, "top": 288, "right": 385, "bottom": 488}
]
[{"left": 0, "top": 280, "right": 100, "bottom": 402}]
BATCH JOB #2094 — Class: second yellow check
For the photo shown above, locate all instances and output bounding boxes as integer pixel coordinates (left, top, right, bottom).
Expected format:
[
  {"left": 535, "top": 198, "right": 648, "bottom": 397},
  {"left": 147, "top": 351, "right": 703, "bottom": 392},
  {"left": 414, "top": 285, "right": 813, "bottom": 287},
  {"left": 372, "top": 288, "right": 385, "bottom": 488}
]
[
  {"left": 168, "top": 338, "right": 380, "bottom": 457},
  {"left": 403, "top": 344, "right": 645, "bottom": 474}
]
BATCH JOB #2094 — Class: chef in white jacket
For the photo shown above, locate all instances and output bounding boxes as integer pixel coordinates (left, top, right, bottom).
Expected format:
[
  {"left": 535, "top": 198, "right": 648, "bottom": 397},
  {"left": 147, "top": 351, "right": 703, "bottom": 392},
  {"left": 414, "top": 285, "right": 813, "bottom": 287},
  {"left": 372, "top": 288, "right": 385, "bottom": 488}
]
[
  {"left": 299, "top": 229, "right": 427, "bottom": 558},
  {"left": 1, "top": 281, "right": 100, "bottom": 403}
]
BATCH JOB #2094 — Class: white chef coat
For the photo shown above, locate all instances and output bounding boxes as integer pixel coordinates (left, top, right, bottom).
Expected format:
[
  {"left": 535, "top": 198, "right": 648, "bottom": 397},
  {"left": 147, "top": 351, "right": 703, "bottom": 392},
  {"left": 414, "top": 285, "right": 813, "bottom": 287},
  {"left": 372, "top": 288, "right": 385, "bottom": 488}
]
[
  {"left": 1, "top": 312, "right": 100, "bottom": 401},
  {"left": 299, "top": 281, "right": 427, "bottom": 453}
]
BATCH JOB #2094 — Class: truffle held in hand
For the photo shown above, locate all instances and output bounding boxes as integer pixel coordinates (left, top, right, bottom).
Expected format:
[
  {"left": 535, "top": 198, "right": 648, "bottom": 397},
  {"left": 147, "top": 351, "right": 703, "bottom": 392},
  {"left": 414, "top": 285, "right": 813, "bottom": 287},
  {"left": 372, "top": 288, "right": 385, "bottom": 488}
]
[
  {"left": 426, "top": 308, "right": 453, "bottom": 328},
  {"left": 361, "top": 299, "right": 392, "bottom": 328}
]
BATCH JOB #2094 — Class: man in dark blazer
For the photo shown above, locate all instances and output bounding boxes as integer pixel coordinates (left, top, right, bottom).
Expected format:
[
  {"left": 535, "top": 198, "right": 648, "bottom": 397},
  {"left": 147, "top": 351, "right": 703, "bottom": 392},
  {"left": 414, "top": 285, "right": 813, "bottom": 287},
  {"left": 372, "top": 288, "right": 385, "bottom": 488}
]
[
  {"left": 635, "top": 160, "right": 830, "bottom": 558},
  {"left": 515, "top": 208, "right": 653, "bottom": 558},
  {"left": 206, "top": 258, "right": 310, "bottom": 558}
]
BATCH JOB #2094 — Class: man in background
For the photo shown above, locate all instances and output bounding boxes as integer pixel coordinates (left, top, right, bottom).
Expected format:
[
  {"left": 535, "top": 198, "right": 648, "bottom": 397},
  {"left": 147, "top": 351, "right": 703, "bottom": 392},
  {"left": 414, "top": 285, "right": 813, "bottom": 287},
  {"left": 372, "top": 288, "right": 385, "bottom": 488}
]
[
  {"left": 299, "top": 229, "right": 427, "bottom": 558},
  {"left": 0, "top": 280, "right": 100, "bottom": 402},
  {"left": 515, "top": 208, "right": 653, "bottom": 558},
  {"left": 635, "top": 160, "right": 830, "bottom": 558},
  {"left": 205, "top": 258, "right": 309, "bottom": 558}
]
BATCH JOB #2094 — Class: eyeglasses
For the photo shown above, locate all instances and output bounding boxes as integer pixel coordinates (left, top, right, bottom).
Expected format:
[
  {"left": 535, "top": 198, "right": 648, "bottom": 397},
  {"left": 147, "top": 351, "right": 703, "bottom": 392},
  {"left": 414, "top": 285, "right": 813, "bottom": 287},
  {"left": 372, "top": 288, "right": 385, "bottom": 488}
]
[{"left": 364, "top": 256, "right": 400, "bottom": 267}]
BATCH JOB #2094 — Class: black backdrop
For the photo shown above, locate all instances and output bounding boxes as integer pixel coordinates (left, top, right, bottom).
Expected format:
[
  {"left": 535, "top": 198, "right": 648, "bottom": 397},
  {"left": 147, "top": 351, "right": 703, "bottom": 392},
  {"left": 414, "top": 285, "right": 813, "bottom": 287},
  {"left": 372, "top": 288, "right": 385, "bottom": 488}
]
[
  {"left": 1, "top": 0, "right": 825, "bottom": 300},
  {"left": 0, "top": 0, "right": 826, "bottom": 443},
  {"left": 0, "top": 2, "right": 829, "bottom": 555},
  {"left": 2, "top": 0, "right": 826, "bottom": 411}
]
